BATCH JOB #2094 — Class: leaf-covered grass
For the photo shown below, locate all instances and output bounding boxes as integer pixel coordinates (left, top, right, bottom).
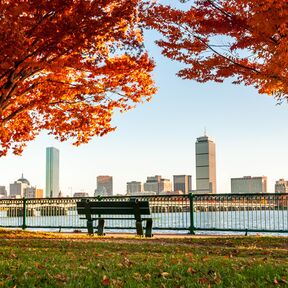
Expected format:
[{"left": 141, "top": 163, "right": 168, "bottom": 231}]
[{"left": 0, "top": 229, "right": 287, "bottom": 287}]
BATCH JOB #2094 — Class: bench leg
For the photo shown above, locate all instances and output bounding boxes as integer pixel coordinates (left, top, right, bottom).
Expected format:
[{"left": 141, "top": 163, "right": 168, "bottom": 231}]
[
  {"left": 145, "top": 219, "right": 153, "bottom": 237},
  {"left": 97, "top": 218, "right": 105, "bottom": 236},
  {"left": 87, "top": 220, "right": 94, "bottom": 235},
  {"left": 136, "top": 221, "right": 144, "bottom": 236}
]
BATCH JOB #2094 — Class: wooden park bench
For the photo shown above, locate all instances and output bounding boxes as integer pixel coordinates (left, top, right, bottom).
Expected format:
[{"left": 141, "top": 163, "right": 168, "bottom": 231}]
[{"left": 76, "top": 198, "right": 153, "bottom": 237}]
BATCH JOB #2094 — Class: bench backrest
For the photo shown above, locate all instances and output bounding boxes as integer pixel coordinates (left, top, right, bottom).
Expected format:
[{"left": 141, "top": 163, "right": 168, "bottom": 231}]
[{"left": 77, "top": 199, "right": 151, "bottom": 220}]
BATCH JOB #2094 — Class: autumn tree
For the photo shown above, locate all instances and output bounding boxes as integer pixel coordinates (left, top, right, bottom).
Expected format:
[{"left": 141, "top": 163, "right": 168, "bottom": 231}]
[
  {"left": 0, "top": 0, "right": 156, "bottom": 156},
  {"left": 143, "top": 0, "right": 288, "bottom": 100}
]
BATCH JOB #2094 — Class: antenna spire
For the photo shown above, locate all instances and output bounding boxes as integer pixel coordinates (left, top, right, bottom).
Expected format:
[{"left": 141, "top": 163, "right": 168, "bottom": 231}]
[{"left": 204, "top": 127, "right": 207, "bottom": 136}]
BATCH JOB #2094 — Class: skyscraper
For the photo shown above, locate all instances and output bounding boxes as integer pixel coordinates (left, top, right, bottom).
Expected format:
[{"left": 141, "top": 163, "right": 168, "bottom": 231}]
[
  {"left": 95, "top": 176, "right": 113, "bottom": 196},
  {"left": 173, "top": 175, "right": 192, "bottom": 194},
  {"left": 195, "top": 135, "right": 216, "bottom": 194},
  {"left": 46, "top": 147, "right": 60, "bottom": 198}
]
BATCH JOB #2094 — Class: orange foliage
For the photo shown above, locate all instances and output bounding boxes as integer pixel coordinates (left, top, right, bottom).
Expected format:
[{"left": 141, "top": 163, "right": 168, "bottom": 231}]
[
  {"left": 0, "top": 0, "right": 156, "bottom": 156},
  {"left": 143, "top": 0, "right": 288, "bottom": 100}
]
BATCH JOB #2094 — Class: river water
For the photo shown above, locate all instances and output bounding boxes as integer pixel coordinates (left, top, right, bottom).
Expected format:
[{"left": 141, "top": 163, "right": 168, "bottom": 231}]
[{"left": 0, "top": 210, "right": 287, "bottom": 235}]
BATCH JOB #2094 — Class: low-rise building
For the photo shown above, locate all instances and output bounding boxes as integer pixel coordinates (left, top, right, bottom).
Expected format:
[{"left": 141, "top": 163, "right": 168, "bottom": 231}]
[
  {"left": 275, "top": 179, "right": 288, "bottom": 193},
  {"left": 159, "top": 190, "right": 184, "bottom": 195},
  {"left": 24, "top": 187, "right": 37, "bottom": 198},
  {"left": 10, "top": 175, "right": 30, "bottom": 197},
  {"left": 127, "top": 181, "right": 143, "bottom": 195},
  {"left": 0, "top": 186, "right": 7, "bottom": 198},
  {"left": 127, "top": 191, "right": 157, "bottom": 196},
  {"left": 73, "top": 192, "right": 89, "bottom": 197},
  {"left": 35, "top": 189, "right": 44, "bottom": 198},
  {"left": 9, "top": 175, "right": 43, "bottom": 198},
  {"left": 143, "top": 175, "right": 172, "bottom": 195},
  {"left": 231, "top": 176, "right": 267, "bottom": 194}
]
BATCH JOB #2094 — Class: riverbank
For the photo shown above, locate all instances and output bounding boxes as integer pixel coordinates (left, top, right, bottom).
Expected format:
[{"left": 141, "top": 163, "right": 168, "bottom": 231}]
[{"left": 0, "top": 229, "right": 287, "bottom": 287}]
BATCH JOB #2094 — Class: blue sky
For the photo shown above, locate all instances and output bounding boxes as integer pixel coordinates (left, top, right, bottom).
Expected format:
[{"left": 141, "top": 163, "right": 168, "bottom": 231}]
[{"left": 1, "top": 10, "right": 288, "bottom": 196}]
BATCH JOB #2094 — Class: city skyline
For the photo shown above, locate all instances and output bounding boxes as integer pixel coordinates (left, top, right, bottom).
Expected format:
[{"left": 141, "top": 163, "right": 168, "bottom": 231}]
[
  {"left": 0, "top": 29, "right": 288, "bottom": 195},
  {"left": 0, "top": 138, "right": 285, "bottom": 197}
]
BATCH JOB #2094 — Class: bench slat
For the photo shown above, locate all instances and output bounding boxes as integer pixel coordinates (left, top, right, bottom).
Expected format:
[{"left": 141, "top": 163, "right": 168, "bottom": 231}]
[
  {"left": 80, "top": 217, "right": 150, "bottom": 220},
  {"left": 77, "top": 207, "right": 151, "bottom": 215},
  {"left": 77, "top": 201, "right": 149, "bottom": 209}
]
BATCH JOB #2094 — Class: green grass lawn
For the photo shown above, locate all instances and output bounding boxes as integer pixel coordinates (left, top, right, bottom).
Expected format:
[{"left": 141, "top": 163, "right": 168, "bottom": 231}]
[{"left": 0, "top": 230, "right": 287, "bottom": 287}]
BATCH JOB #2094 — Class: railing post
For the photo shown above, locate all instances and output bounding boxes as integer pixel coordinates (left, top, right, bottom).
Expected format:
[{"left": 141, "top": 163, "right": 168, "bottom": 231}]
[
  {"left": 22, "top": 198, "right": 27, "bottom": 230},
  {"left": 189, "top": 193, "right": 195, "bottom": 234}
]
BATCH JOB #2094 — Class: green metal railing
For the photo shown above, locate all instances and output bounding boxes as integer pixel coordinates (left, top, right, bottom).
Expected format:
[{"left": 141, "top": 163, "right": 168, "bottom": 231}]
[
  {"left": 192, "top": 193, "right": 288, "bottom": 234},
  {"left": 0, "top": 193, "right": 287, "bottom": 234}
]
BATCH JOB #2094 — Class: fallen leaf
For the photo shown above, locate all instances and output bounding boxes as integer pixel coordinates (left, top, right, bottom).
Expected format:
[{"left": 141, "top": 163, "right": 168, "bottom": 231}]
[
  {"left": 187, "top": 267, "right": 197, "bottom": 274},
  {"left": 144, "top": 273, "right": 151, "bottom": 280},
  {"left": 213, "top": 273, "right": 222, "bottom": 285},
  {"left": 281, "top": 276, "right": 288, "bottom": 284},
  {"left": 94, "top": 253, "right": 104, "bottom": 257},
  {"left": 54, "top": 273, "right": 67, "bottom": 282},
  {"left": 34, "top": 262, "right": 45, "bottom": 269},
  {"left": 111, "top": 279, "right": 123, "bottom": 288},
  {"left": 79, "top": 266, "right": 89, "bottom": 270},
  {"left": 102, "top": 275, "right": 110, "bottom": 286},
  {"left": 160, "top": 272, "right": 169, "bottom": 278},
  {"left": 133, "top": 273, "right": 142, "bottom": 281},
  {"left": 198, "top": 277, "right": 210, "bottom": 284},
  {"left": 122, "top": 257, "right": 133, "bottom": 268}
]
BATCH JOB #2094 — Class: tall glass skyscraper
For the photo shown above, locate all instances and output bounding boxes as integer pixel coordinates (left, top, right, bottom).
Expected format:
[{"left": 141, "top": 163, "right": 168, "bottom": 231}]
[
  {"left": 195, "top": 135, "right": 216, "bottom": 194},
  {"left": 46, "top": 147, "right": 60, "bottom": 198}
]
